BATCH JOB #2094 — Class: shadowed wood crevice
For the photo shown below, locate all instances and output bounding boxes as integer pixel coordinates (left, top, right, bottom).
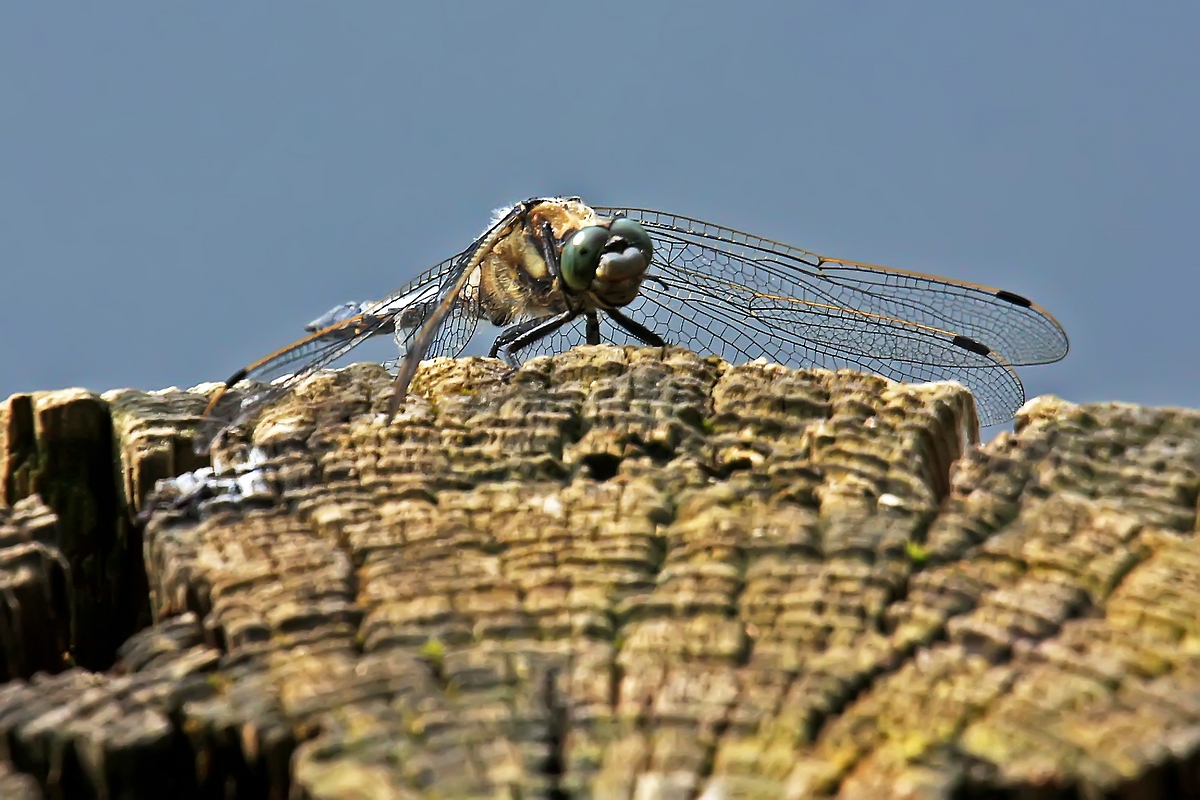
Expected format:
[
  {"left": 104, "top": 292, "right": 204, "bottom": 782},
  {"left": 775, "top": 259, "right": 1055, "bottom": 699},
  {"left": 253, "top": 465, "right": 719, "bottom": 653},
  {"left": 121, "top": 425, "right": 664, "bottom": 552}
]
[
  {"left": 1, "top": 347, "right": 1199, "bottom": 799},
  {"left": 0, "top": 496, "right": 71, "bottom": 681},
  {"left": 0, "top": 390, "right": 149, "bottom": 670}
]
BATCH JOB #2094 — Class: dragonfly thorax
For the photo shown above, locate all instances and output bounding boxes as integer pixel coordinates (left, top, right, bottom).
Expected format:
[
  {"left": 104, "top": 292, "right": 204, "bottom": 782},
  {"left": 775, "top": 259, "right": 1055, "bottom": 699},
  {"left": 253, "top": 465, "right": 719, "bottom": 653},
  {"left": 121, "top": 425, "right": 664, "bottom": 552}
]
[
  {"left": 476, "top": 199, "right": 655, "bottom": 322},
  {"left": 467, "top": 199, "right": 596, "bottom": 325}
]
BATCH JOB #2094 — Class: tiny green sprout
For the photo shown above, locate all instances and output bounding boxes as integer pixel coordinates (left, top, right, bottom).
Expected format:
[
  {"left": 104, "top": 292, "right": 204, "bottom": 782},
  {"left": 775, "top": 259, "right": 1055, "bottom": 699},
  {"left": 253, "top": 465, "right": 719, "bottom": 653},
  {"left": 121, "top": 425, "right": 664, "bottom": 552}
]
[
  {"left": 905, "top": 541, "right": 930, "bottom": 564},
  {"left": 419, "top": 637, "right": 445, "bottom": 664}
]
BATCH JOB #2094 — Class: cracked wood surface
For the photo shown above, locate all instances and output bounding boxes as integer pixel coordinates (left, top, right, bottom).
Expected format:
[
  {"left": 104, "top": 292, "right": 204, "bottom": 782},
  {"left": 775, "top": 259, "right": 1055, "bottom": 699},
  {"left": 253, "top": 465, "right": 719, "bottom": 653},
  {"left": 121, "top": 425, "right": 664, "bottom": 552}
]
[{"left": 1, "top": 344, "right": 1199, "bottom": 799}]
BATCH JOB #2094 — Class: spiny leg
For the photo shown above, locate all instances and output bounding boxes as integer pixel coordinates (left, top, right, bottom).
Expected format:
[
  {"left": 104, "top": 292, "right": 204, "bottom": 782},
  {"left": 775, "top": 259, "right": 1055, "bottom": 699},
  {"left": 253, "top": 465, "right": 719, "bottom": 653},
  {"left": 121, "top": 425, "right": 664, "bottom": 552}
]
[
  {"left": 490, "top": 316, "right": 558, "bottom": 365},
  {"left": 501, "top": 309, "right": 581, "bottom": 360},
  {"left": 604, "top": 307, "right": 666, "bottom": 347},
  {"left": 489, "top": 309, "right": 581, "bottom": 375},
  {"left": 539, "top": 220, "right": 563, "bottom": 283},
  {"left": 586, "top": 312, "right": 601, "bottom": 345}
]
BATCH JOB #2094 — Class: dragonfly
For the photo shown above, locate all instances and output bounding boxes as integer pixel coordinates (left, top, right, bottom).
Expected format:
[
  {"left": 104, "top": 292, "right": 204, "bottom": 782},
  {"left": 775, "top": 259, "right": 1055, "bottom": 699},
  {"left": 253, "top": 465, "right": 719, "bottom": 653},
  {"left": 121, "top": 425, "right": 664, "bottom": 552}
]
[{"left": 198, "top": 196, "right": 1068, "bottom": 449}]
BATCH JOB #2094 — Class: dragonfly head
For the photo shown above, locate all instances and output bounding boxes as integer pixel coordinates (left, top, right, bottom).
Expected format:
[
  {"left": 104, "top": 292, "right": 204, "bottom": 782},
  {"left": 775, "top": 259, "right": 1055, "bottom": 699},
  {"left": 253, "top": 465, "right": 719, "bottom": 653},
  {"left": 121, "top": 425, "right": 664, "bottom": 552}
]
[{"left": 560, "top": 217, "right": 654, "bottom": 295}]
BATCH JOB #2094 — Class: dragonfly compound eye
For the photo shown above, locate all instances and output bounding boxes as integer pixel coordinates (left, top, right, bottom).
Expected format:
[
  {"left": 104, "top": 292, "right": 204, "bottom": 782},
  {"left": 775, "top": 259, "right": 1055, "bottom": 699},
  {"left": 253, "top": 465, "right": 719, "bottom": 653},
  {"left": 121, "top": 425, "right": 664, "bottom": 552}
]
[
  {"left": 597, "top": 217, "right": 653, "bottom": 284},
  {"left": 561, "top": 226, "right": 610, "bottom": 292},
  {"left": 608, "top": 217, "right": 653, "bottom": 265}
]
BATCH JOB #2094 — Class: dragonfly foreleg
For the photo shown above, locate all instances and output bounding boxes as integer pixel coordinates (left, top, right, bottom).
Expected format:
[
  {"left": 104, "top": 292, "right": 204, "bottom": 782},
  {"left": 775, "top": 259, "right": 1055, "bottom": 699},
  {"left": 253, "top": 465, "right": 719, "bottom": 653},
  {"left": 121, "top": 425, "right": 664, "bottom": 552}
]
[
  {"left": 586, "top": 312, "right": 601, "bottom": 345},
  {"left": 490, "top": 309, "right": 580, "bottom": 367},
  {"left": 538, "top": 220, "right": 563, "bottom": 283},
  {"left": 604, "top": 307, "right": 666, "bottom": 347}
]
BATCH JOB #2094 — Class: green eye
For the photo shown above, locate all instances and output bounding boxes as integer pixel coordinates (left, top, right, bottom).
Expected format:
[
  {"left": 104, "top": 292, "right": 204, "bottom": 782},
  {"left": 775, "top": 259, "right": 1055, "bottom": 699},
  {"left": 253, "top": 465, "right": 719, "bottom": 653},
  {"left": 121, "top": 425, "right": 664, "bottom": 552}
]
[
  {"left": 560, "top": 226, "right": 609, "bottom": 291},
  {"left": 609, "top": 217, "right": 653, "bottom": 265}
]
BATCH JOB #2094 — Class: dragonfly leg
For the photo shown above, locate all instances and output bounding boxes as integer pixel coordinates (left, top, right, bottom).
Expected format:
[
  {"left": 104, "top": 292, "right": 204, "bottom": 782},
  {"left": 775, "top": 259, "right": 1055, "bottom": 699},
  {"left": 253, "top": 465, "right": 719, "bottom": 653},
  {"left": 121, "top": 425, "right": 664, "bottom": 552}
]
[
  {"left": 586, "top": 312, "right": 601, "bottom": 345},
  {"left": 539, "top": 221, "right": 563, "bottom": 282},
  {"left": 489, "top": 317, "right": 549, "bottom": 360},
  {"left": 491, "top": 309, "right": 580, "bottom": 368},
  {"left": 604, "top": 308, "right": 666, "bottom": 347}
]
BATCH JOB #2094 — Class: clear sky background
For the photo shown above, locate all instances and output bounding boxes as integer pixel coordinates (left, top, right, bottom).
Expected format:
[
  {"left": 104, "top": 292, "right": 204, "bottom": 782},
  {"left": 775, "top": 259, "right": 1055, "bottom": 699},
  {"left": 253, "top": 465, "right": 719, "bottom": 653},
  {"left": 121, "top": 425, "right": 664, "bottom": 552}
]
[{"left": 2, "top": 4, "right": 1197, "bottom": 431}]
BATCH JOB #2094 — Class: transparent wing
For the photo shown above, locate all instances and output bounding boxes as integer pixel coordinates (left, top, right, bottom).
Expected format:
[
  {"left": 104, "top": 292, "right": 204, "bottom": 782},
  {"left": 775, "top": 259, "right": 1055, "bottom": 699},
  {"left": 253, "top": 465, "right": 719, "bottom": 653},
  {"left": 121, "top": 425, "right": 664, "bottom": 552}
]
[
  {"left": 512, "top": 281, "right": 1022, "bottom": 425},
  {"left": 404, "top": 279, "right": 481, "bottom": 361},
  {"left": 199, "top": 251, "right": 479, "bottom": 445},
  {"left": 386, "top": 202, "right": 529, "bottom": 416},
  {"left": 553, "top": 206, "right": 1071, "bottom": 425},
  {"left": 195, "top": 312, "right": 393, "bottom": 450},
  {"left": 595, "top": 207, "right": 1069, "bottom": 368},
  {"left": 646, "top": 280, "right": 1021, "bottom": 424},
  {"left": 201, "top": 202, "right": 541, "bottom": 450}
]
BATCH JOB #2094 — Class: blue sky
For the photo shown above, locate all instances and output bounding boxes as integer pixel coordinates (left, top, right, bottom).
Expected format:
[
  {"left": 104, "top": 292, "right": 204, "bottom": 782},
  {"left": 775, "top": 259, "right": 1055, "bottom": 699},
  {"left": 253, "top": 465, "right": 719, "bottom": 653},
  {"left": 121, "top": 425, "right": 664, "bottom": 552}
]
[{"left": 2, "top": 4, "right": 1197, "bottom": 429}]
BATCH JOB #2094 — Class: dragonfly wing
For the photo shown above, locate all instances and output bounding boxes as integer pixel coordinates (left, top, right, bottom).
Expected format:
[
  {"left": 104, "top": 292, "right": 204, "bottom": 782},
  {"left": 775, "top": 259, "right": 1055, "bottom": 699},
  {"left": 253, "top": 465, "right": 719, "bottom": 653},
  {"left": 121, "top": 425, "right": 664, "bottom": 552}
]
[
  {"left": 386, "top": 202, "right": 530, "bottom": 417},
  {"left": 495, "top": 292, "right": 1019, "bottom": 425},
  {"left": 305, "top": 301, "right": 393, "bottom": 337},
  {"left": 376, "top": 254, "right": 478, "bottom": 364},
  {"left": 198, "top": 252, "right": 468, "bottom": 449},
  {"left": 386, "top": 284, "right": 482, "bottom": 377},
  {"left": 195, "top": 311, "right": 398, "bottom": 451},
  {"left": 596, "top": 207, "right": 1069, "bottom": 368},
  {"left": 629, "top": 276, "right": 1022, "bottom": 425}
]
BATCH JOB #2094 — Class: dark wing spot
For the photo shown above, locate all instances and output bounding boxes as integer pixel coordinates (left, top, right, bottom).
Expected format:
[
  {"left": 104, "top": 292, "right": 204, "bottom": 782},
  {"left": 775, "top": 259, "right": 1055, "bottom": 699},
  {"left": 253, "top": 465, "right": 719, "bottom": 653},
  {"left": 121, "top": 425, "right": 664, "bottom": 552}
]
[
  {"left": 224, "top": 368, "right": 249, "bottom": 388},
  {"left": 995, "top": 289, "right": 1033, "bottom": 308},
  {"left": 952, "top": 335, "right": 992, "bottom": 357}
]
